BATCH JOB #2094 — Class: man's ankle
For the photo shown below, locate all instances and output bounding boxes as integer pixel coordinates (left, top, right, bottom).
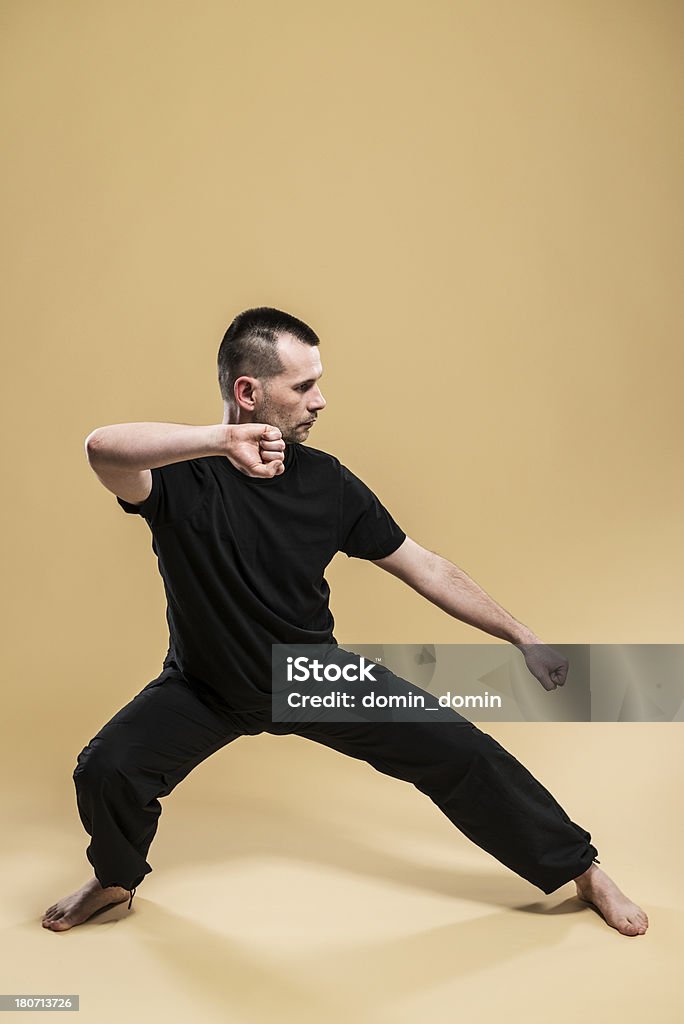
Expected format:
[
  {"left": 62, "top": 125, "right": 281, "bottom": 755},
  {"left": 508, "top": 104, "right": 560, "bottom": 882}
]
[{"left": 574, "top": 862, "right": 599, "bottom": 886}]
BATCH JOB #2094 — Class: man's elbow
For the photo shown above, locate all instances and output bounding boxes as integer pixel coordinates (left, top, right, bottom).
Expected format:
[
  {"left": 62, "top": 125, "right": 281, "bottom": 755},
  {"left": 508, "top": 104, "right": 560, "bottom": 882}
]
[{"left": 84, "top": 429, "right": 107, "bottom": 467}]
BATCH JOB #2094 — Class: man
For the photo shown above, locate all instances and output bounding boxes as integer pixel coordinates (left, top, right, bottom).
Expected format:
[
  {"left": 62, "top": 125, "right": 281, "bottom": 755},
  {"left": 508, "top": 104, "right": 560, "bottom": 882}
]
[{"left": 42, "top": 307, "right": 648, "bottom": 936}]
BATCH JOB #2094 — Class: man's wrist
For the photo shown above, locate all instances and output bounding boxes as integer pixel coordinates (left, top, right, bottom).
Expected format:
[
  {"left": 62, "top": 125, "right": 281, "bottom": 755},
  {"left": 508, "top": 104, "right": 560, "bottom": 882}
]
[
  {"left": 211, "top": 423, "right": 236, "bottom": 455},
  {"left": 509, "top": 626, "right": 541, "bottom": 647}
]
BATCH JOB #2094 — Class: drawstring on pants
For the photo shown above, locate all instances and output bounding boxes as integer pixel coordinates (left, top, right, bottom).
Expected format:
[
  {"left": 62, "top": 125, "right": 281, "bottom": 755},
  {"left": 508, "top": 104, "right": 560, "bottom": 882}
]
[{"left": 127, "top": 887, "right": 137, "bottom": 910}]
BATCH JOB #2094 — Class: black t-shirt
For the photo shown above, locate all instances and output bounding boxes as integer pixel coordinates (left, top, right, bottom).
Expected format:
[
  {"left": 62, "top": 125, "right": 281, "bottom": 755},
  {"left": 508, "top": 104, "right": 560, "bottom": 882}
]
[{"left": 117, "top": 442, "right": 406, "bottom": 711}]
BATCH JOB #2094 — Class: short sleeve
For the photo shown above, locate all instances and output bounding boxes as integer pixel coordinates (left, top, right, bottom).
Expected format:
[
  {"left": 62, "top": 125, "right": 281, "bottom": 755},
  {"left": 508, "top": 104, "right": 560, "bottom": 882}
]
[
  {"left": 116, "top": 459, "right": 208, "bottom": 528},
  {"left": 338, "top": 463, "right": 406, "bottom": 560}
]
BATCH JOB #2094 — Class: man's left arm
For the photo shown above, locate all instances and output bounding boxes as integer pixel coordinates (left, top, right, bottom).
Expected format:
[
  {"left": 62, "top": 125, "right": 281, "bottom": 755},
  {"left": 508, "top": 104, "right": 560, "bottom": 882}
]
[{"left": 371, "top": 536, "right": 568, "bottom": 692}]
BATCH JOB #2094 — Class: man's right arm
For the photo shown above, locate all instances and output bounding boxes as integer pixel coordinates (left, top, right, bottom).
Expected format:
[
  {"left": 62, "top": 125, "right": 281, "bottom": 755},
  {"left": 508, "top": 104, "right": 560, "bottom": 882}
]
[{"left": 85, "top": 422, "right": 284, "bottom": 505}]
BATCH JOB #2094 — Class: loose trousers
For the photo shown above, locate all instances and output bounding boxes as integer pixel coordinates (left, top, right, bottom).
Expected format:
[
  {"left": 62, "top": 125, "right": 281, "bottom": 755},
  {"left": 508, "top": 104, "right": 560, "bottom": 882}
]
[{"left": 72, "top": 666, "right": 599, "bottom": 902}]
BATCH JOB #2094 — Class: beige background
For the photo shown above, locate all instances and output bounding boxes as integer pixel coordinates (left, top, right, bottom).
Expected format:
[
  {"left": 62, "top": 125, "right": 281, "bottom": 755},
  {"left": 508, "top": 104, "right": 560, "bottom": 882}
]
[{"left": 1, "top": 1, "right": 682, "bottom": 1022}]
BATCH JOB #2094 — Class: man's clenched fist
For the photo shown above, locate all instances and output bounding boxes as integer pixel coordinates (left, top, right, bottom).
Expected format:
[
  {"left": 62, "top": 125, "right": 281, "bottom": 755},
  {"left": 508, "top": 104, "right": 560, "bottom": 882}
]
[
  {"left": 222, "top": 424, "right": 285, "bottom": 478},
  {"left": 516, "top": 642, "right": 569, "bottom": 692}
]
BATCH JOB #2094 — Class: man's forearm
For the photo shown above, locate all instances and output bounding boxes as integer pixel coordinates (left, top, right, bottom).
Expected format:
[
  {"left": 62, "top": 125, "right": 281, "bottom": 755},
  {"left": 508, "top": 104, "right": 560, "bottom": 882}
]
[
  {"left": 419, "top": 552, "right": 539, "bottom": 646},
  {"left": 84, "top": 422, "right": 231, "bottom": 471}
]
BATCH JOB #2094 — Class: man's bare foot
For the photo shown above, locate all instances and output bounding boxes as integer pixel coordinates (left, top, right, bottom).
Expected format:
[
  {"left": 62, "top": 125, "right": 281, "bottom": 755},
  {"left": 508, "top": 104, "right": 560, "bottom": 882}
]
[
  {"left": 42, "top": 876, "right": 133, "bottom": 932},
  {"left": 574, "top": 864, "right": 649, "bottom": 936}
]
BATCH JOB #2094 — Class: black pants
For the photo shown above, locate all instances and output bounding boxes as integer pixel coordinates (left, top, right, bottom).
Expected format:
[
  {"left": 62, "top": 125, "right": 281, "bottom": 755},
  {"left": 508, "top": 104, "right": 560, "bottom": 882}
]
[{"left": 72, "top": 666, "right": 599, "bottom": 901}]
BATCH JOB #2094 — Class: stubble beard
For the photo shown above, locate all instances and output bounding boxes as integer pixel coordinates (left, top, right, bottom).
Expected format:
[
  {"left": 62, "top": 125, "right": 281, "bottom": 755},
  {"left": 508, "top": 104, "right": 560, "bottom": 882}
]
[{"left": 254, "top": 393, "right": 302, "bottom": 446}]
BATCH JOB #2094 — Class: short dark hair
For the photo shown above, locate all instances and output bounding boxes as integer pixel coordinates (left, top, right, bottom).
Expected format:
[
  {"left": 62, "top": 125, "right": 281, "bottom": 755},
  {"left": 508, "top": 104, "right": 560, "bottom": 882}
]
[{"left": 218, "top": 306, "right": 320, "bottom": 405}]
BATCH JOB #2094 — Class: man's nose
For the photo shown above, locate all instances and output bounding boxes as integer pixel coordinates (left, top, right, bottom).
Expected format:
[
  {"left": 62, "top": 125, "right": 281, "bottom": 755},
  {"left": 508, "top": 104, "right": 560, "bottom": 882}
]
[{"left": 309, "top": 386, "right": 326, "bottom": 411}]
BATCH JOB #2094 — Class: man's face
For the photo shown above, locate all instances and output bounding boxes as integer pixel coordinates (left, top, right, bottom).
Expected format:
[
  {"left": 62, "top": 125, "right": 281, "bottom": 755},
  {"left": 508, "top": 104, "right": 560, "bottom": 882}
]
[{"left": 251, "top": 334, "right": 327, "bottom": 444}]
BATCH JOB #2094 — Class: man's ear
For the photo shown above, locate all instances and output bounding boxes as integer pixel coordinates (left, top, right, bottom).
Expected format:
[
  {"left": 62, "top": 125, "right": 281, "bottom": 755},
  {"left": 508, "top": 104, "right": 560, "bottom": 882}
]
[{"left": 234, "top": 376, "right": 257, "bottom": 410}]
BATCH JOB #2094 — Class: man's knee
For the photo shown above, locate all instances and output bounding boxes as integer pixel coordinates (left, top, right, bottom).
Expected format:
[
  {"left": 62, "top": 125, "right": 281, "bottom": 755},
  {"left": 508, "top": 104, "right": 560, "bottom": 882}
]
[
  {"left": 396, "top": 720, "right": 488, "bottom": 790},
  {"left": 414, "top": 722, "right": 529, "bottom": 802},
  {"left": 422, "top": 719, "right": 486, "bottom": 759},
  {"left": 73, "top": 740, "right": 131, "bottom": 791},
  {"left": 73, "top": 737, "right": 170, "bottom": 809}
]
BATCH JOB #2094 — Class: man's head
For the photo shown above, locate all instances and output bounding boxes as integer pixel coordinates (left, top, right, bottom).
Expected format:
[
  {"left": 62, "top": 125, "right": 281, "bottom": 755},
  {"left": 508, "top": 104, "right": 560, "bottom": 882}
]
[{"left": 218, "top": 307, "right": 326, "bottom": 444}]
